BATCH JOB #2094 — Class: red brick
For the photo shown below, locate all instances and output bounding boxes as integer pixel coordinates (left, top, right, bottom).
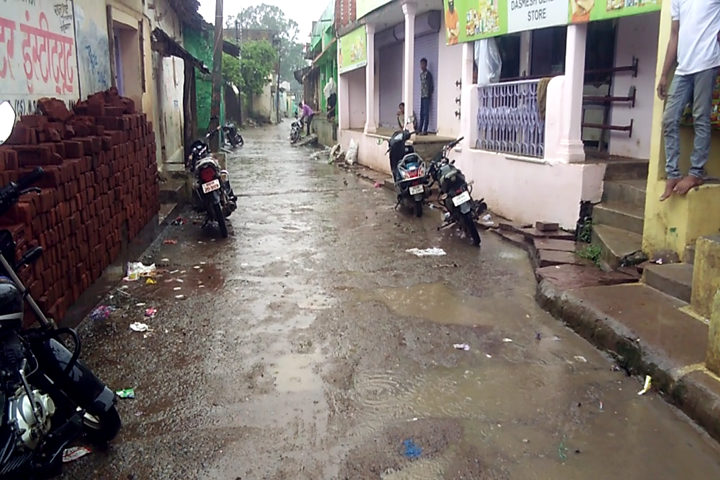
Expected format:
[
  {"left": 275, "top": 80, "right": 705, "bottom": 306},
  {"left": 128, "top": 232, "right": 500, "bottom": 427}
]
[
  {"left": 20, "top": 115, "right": 48, "bottom": 129},
  {"left": 63, "top": 141, "right": 83, "bottom": 158}
]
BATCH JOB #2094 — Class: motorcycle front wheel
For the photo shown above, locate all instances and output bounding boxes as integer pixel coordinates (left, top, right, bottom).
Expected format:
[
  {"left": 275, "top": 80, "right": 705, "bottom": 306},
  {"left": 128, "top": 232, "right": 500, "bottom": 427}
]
[
  {"left": 214, "top": 203, "right": 229, "bottom": 238},
  {"left": 82, "top": 406, "right": 122, "bottom": 444},
  {"left": 461, "top": 213, "right": 481, "bottom": 246}
]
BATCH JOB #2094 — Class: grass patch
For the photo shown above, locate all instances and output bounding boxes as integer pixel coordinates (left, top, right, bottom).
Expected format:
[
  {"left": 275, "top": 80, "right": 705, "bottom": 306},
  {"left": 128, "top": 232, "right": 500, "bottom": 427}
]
[{"left": 576, "top": 244, "right": 602, "bottom": 266}]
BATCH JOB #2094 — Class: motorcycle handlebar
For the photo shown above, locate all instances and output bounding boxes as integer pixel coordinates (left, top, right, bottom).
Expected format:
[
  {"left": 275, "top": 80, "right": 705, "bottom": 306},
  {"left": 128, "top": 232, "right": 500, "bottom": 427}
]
[{"left": 447, "top": 137, "right": 465, "bottom": 149}]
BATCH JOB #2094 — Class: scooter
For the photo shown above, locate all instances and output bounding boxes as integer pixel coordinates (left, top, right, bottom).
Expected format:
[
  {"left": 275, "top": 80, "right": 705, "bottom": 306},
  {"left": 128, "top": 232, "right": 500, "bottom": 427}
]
[
  {"left": 186, "top": 125, "right": 237, "bottom": 238},
  {"left": 428, "top": 137, "right": 487, "bottom": 246},
  {"left": 386, "top": 125, "right": 430, "bottom": 217},
  {"left": 0, "top": 101, "right": 121, "bottom": 478}
]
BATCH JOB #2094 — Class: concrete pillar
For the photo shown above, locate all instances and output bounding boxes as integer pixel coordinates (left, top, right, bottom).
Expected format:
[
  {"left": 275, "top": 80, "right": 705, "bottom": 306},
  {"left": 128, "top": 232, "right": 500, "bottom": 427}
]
[
  {"left": 708, "top": 288, "right": 720, "bottom": 375},
  {"left": 460, "top": 42, "right": 475, "bottom": 148},
  {"left": 364, "top": 23, "right": 377, "bottom": 134},
  {"left": 338, "top": 74, "right": 350, "bottom": 131},
  {"left": 402, "top": 0, "right": 416, "bottom": 127},
  {"left": 557, "top": 23, "right": 587, "bottom": 163},
  {"left": 519, "top": 31, "right": 532, "bottom": 76}
]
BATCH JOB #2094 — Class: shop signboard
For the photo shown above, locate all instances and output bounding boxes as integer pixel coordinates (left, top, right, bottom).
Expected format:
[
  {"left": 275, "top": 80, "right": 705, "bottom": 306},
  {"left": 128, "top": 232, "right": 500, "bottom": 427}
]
[
  {"left": 338, "top": 25, "right": 367, "bottom": 74},
  {"left": 443, "top": 0, "right": 661, "bottom": 45},
  {"left": 357, "top": 0, "right": 394, "bottom": 19},
  {"left": 569, "top": 0, "right": 660, "bottom": 23}
]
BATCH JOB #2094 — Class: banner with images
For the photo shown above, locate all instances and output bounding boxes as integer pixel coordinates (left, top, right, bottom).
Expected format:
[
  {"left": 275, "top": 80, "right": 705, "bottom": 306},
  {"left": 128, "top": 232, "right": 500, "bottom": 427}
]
[
  {"left": 569, "top": 0, "right": 660, "bottom": 23},
  {"left": 357, "top": 0, "right": 394, "bottom": 19},
  {"left": 443, "top": 0, "right": 661, "bottom": 45},
  {"left": 338, "top": 25, "right": 368, "bottom": 74}
]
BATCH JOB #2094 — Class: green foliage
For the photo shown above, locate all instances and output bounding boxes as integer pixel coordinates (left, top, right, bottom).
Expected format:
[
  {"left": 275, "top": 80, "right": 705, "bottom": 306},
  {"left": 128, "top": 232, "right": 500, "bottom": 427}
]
[
  {"left": 229, "top": 3, "right": 307, "bottom": 93},
  {"left": 576, "top": 244, "right": 602, "bottom": 267},
  {"left": 239, "top": 40, "right": 277, "bottom": 96},
  {"left": 222, "top": 52, "right": 242, "bottom": 88}
]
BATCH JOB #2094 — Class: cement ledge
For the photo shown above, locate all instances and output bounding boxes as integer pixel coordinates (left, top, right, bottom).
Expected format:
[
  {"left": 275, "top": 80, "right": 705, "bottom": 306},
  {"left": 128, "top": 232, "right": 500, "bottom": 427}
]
[{"left": 490, "top": 228, "right": 720, "bottom": 444}]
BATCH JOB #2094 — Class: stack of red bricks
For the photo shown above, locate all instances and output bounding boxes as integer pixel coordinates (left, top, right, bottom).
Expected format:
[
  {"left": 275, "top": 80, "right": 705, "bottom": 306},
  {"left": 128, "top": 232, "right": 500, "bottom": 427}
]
[{"left": 0, "top": 88, "right": 160, "bottom": 326}]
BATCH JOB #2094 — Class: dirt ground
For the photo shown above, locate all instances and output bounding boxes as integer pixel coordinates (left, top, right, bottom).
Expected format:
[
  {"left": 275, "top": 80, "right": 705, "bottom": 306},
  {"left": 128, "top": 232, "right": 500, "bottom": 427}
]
[{"left": 62, "top": 124, "right": 720, "bottom": 480}]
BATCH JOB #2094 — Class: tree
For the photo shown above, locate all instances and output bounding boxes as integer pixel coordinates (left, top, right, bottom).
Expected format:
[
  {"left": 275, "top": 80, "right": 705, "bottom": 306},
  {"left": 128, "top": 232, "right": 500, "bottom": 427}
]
[
  {"left": 222, "top": 52, "right": 242, "bottom": 88},
  {"left": 239, "top": 40, "right": 277, "bottom": 96},
  {"left": 229, "top": 3, "right": 308, "bottom": 92}
]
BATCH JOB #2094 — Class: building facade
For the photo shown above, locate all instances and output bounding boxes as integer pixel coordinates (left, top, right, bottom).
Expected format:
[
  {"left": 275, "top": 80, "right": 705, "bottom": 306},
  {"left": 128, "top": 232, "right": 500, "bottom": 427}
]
[{"left": 336, "top": 0, "right": 663, "bottom": 233}]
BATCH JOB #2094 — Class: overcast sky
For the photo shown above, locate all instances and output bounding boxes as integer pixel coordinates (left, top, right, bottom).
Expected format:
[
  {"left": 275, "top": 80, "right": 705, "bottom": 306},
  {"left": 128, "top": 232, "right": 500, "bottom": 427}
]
[{"left": 198, "top": 0, "right": 328, "bottom": 39}]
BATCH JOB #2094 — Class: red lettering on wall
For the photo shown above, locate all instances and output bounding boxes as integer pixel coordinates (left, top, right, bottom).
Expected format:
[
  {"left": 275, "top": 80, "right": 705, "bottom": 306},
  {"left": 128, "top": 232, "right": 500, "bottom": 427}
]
[{"left": 0, "top": 10, "right": 75, "bottom": 95}]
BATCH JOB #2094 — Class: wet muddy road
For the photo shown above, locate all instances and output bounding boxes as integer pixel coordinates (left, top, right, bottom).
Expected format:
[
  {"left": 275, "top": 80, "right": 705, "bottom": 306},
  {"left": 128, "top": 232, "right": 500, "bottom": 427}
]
[{"left": 64, "top": 124, "right": 720, "bottom": 479}]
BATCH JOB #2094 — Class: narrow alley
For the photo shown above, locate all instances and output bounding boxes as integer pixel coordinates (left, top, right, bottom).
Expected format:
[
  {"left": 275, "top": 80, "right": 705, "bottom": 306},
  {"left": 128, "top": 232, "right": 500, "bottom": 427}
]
[{"left": 64, "top": 125, "right": 720, "bottom": 480}]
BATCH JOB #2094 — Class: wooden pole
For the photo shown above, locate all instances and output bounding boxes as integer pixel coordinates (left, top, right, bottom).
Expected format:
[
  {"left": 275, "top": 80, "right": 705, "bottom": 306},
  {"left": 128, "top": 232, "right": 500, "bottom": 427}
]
[{"left": 209, "top": 0, "right": 223, "bottom": 152}]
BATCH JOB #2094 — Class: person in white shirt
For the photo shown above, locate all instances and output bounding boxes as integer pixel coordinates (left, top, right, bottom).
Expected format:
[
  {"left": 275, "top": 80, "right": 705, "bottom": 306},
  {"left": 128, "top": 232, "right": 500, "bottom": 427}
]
[{"left": 657, "top": 0, "right": 720, "bottom": 200}]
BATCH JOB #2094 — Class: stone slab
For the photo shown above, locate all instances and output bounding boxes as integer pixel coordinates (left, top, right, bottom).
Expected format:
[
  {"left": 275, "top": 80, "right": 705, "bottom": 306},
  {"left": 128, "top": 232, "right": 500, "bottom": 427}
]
[
  {"left": 537, "top": 249, "right": 592, "bottom": 268},
  {"left": 535, "top": 264, "right": 638, "bottom": 290},
  {"left": 533, "top": 238, "right": 578, "bottom": 252}
]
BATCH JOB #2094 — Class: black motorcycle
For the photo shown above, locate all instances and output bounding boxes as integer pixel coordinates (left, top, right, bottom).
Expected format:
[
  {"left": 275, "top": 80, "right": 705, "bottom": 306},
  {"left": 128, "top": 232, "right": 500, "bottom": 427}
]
[
  {"left": 0, "top": 101, "right": 121, "bottom": 478},
  {"left": 186, "top": 126, "right": 237, "bottom": 238},
  {"left": 222, "top": 122, "right": 244, "bottom": 149},
  {"left": 290, "top": 118, "right": 302, "bottom": 145},
  {"left": 428, "top": 137, "right": 487, "bottom": 246},
  {"left": 386, "top": 126, "right": 430, "bottom": 217}
]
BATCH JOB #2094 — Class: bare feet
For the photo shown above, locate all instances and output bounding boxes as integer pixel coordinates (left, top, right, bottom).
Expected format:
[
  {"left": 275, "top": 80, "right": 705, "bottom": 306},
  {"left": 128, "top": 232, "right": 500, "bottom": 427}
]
[
  {"left": 674, "top": 175, "right": 704, "bottom": 195},
  {"left": 660, "top": 178, "right": 681, "bottom": 201}
]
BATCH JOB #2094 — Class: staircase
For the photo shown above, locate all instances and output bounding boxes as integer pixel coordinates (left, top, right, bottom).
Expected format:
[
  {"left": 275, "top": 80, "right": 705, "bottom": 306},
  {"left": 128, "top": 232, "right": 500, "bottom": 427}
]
[{"left": 591, "top": 159, "right": 649, "bottom": 269}]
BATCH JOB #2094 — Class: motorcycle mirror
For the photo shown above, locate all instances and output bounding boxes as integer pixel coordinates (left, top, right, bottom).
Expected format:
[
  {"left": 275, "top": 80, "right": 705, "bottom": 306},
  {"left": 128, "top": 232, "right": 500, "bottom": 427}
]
[
  {"left": 450, "top": 160, "right": 455, "bottom": 165},
  {"left": 0, "top": 101, "right": 17, "bottom": 145}
]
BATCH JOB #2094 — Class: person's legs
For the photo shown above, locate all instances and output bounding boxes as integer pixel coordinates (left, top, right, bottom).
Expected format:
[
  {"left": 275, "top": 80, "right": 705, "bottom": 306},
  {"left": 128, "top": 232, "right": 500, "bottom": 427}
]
[
  {"left": 306, "top": 114, "right": 314, "bottom": 135},
  {"left": 675, "top": 68, "right": 717, "bottom": 194},
  {"left": 420, "top": 98, "right": 429, "bottom": 133},
  {"left": 660, "top": 74, "right": 694, "bottom": 200}
]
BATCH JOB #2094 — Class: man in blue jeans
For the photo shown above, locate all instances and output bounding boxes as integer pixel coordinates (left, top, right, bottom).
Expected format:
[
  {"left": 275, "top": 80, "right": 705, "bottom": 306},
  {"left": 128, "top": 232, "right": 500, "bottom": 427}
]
[
  {"left": 418, "top": 58, "right": 434, "bottom": 135},
  {"left": 657, "top": 0, "right": 720, "bottom": 201}
]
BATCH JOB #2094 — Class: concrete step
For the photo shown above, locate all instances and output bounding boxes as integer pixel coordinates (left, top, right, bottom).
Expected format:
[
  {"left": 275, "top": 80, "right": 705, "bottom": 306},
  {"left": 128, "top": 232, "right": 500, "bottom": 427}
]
[
  {"left": 601, "top": 159, "right": 649, "bottom": 181},
  {"left": 592, "top": 224, "right": 643, "bottom": 269},
  {"left": 593, "top": 202, "right": 645, "bottom": 235},
  {"left": 643, "top": 263, "right": 694, "bottom": 303},
  {"left": 159, "top": 181, "right": 186, "bottom": 204},
  {"left": 683, "top": 245, "right": 696, "bottom": 265},
  {"left": 158, "top": 203, "right": 178, "bottom": 225},
  {"left": 602, "top": 179, "right": 647, "bottom": 211}
]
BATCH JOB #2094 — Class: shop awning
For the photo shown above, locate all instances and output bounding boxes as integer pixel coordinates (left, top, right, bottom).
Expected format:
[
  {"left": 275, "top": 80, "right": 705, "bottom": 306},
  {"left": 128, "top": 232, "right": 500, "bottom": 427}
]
[
  {"left": 151, "top": 27, "right": 210, "bottom": 74},
  {"left": 312, "top": 38, "right": 336, "bottom": 66},
  {"left": 294, "top": 66, "right": 312, "bottom": 84}
]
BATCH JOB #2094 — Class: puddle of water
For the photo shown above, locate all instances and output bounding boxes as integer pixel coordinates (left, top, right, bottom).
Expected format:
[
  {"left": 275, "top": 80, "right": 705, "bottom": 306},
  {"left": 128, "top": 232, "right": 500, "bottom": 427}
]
[
  {"left": 381, "top": 457, "right": 446, "bottom": 480},
  {"left": 272, "top": 349, "right": 324, "bottom": 393},
  {"left": 298, "top": 293, "right": 333, "bottom": 310},
  {"left": 253, "top": 312, "right": 317, "bottom": 334},
  {"left": 363, "top": 283, "right": 488, "bottom": 326}
]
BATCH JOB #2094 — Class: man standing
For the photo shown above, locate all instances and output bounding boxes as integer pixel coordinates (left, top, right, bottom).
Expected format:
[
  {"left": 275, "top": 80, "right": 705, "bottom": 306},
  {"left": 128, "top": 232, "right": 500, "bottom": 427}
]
[
  {"left": 657, "top": 0, "right": 720, "bottom": 201},
  {"left": 300, "top": 101, "right": 314, "bottom": 137},
  {"left": 419, "top": 58, "right": 434, "bottom": 135}
]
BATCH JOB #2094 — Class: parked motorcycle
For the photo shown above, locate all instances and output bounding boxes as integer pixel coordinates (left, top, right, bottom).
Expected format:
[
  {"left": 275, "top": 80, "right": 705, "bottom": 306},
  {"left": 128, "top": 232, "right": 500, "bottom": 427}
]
[
  {"left": 428, "top": 137, "right": 487, "bottom": 246},
  {"left": 290, "top": 118, "right": 302, "bottom": 144},
  {"left": 386, "top": 126, "right": 430, "bottom": 217},
  {"left": 186, "top": 126, "right": 237, "bottom": 238},
  {"left": 211, "top": 117, "right": 243, "bottom": 149},
  {"left": 0, "top": 101, "right": 121, "bottom": 478}
]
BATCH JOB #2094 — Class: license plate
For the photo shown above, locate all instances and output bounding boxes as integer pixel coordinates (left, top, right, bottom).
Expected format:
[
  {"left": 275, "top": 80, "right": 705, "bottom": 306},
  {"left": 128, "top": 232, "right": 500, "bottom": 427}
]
[
  {"left": 201, "top": 179, "right": 220, "bottom": 194},
  {"left": 409, "top": 185, "right": 424, "bottom": 195},
  {"left": 452, "top": 191, "right": 471, "bottom": 207}
]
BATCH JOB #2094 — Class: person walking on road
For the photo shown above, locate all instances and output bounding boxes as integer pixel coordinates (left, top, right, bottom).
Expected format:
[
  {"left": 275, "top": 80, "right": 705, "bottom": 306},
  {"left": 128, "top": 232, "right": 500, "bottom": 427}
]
[
  {"left": 418, "top": 58, "right": 434, "bottom": 135},
  {"left": 300, "top": 101, "right": 314, "bottom": 137},
  {"left": 657, "top": 0, "right": 720, "bottom": 201}
]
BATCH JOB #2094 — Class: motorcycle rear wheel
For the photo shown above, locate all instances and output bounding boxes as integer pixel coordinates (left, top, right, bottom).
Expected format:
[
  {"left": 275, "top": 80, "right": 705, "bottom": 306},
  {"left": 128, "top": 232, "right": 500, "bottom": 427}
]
[
  {"left": 82, "top": 406, "right": 122, "bottom": 444},
  {"left": 214, "top": 203, "right": 229, "bottom": 238},
  {"left": 414, "top": 201, "right": 423, "bottom": 218},
  {"left": 462, "top": 213, "right": 481, "bottom": 246}
]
